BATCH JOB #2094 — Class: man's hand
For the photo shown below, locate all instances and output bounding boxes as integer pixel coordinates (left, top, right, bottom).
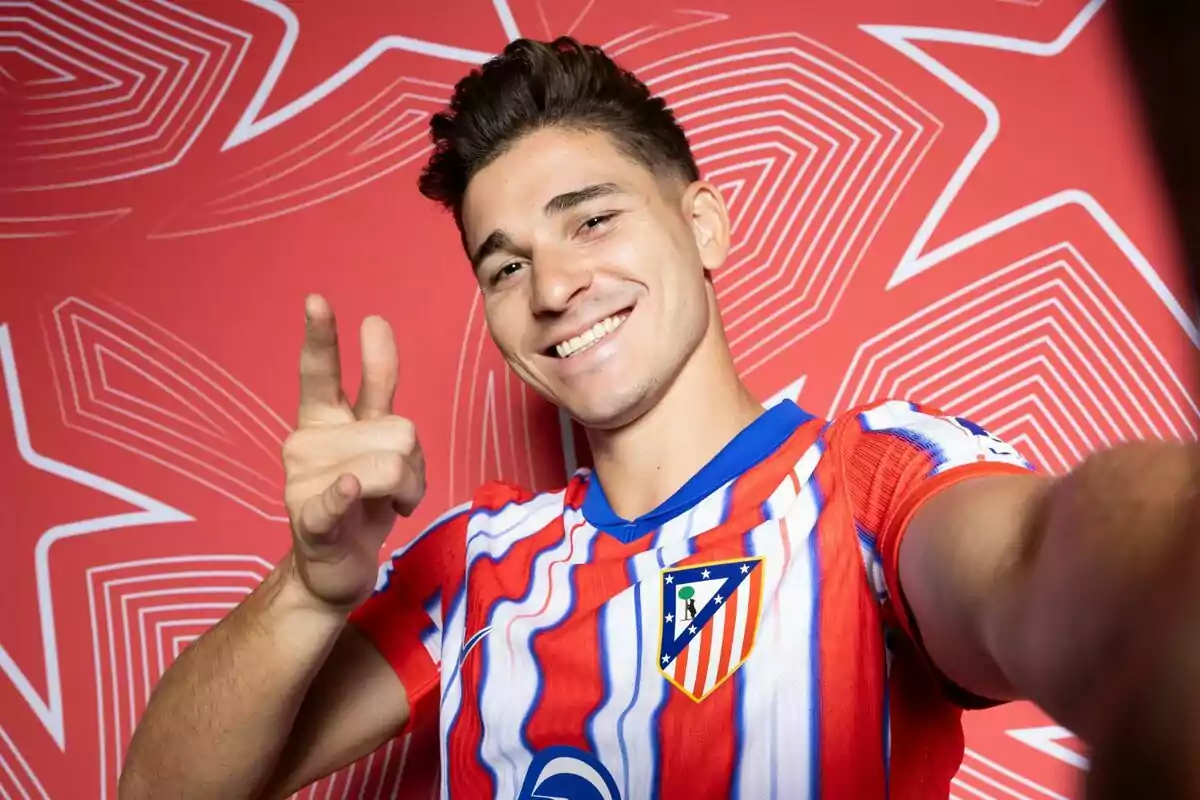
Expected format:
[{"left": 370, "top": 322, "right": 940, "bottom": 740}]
[
  {"left": 1085, "top": 478, "right": 1200, "bottom": 799},
  {"left": 282, "top": 294, "right": 426, "bottom": 612}
]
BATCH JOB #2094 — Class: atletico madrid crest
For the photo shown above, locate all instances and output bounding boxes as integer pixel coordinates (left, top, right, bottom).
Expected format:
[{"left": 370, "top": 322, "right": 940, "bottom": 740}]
[{"left": 658, "top": 557, "right": 764, "bottom": 702}]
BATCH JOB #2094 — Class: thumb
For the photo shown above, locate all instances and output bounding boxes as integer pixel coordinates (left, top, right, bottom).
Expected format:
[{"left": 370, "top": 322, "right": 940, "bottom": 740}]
[{"left": 298, "top": 473, "right": 361, "bottom": 542}]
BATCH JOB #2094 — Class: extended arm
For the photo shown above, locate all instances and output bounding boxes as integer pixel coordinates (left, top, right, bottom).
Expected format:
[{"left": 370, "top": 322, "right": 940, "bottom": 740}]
[{"left": 899, "top": 440, "right": 1198, "bottom": 744}]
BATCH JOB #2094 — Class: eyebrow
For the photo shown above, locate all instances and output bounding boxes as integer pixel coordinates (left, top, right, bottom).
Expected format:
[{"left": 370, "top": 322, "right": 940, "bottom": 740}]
[
  {"left": 542, "top": 182, "right": 623, "bottom": 216},
  {"left": 469, "top": 182, "right": 625, "bottom": 272},
  {"left": 470, "top": 230, "right": 518, "bottom": 272}
]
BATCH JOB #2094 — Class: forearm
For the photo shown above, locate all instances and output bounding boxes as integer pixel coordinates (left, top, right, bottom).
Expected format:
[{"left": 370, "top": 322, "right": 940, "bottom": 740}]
[
  {"left": 992, "top": 441, "right": 1199, "bottom": 742},
  {"left": 119, "top": 552, "right": 348, "bottom": 799}
]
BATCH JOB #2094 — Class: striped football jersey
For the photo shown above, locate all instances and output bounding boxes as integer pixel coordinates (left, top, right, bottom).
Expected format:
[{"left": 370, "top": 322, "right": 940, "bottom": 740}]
[{"left": 350, "top": 399, "right": 1035, "bottom": 799}]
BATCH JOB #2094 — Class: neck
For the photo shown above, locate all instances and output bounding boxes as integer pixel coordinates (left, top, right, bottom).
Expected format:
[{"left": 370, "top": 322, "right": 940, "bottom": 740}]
[{"left": 585, "top": 300, "right": 764, "bottom": 520}]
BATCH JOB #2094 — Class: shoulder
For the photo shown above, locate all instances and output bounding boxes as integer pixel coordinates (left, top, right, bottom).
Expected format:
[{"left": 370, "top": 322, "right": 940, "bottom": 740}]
[
  {"left": 471, "top": 479, "right": 538, "bottom": 514},
  {"left": 823, "top": 398, "right": 1033, "bottom": 473},
  {"left": 459, "top": 470, "right": 588, "bottom": 529},
  {"left": 826, "top": 398, "right": 955, "bottom": 437}
]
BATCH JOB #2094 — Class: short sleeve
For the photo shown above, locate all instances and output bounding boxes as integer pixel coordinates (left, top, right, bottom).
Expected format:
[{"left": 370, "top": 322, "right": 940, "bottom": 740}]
[
  {"left": 348, "top": 501, "right": 471, "bottom": 731},
  {"left": 837, "top": 401, "right": 1036, "bottom": 702}
]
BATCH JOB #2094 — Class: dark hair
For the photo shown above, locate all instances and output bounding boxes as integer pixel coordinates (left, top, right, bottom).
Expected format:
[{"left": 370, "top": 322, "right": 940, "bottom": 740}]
[{"left": 418, "top": 37, "right": 700, "bottom": 225}]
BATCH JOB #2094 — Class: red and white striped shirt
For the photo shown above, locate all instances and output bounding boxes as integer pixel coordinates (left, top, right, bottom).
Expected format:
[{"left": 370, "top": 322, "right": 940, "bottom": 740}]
[{"left": 351, "top": 399, "right": 1034, "bottom": 799}]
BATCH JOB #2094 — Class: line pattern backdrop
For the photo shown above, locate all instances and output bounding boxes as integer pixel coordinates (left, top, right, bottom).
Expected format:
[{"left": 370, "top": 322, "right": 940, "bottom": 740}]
[{"left": 0, "top": 0, "right": 1196, "bottom": 798}]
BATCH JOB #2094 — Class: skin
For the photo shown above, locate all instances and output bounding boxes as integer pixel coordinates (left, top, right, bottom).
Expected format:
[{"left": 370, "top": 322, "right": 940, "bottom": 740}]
[
  {"left": 462, "top": 126, "right": 764, "bottom": 518},
  {"left": 118, "top": 125, "right": 1199, "bottom": 799}
]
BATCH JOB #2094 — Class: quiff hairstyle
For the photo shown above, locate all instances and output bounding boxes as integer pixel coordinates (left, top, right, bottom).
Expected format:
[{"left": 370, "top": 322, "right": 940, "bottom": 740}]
[{"left": 418, "top": 37, "right": 700, "bottom": 230}]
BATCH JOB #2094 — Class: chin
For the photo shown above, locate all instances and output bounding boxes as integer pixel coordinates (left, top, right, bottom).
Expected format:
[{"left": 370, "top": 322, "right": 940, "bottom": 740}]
[
  {"left": 561, "top": 384, "right": 656, "bottom": 432},
  {"left": 570, "top": 408, "right": 635, "bottom": 432}
]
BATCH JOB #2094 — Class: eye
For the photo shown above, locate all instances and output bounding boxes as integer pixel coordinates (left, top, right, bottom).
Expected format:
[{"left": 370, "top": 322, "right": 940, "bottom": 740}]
[
  {"left": 578, "top": 213, "right": 615, "bottom": 236},
  {"left": 490, "top": 261, "right": 524, "bottom": 286}
]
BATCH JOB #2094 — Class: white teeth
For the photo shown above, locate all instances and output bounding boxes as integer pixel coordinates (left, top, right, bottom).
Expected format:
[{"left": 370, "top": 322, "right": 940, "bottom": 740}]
[{"left": 554, "top": 313, "right": 627, "bottom": 358}]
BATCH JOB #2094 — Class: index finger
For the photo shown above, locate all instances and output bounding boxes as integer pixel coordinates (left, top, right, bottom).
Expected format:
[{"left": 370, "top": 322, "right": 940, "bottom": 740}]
[{"left": 299, "top": 294, "right": 346, "bottom": 412}]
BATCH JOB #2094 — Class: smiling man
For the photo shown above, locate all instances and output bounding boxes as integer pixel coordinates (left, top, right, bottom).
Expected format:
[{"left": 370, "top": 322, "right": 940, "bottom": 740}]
[{"left": 120, "top": 38, "right": 1199, "bottom": 800}]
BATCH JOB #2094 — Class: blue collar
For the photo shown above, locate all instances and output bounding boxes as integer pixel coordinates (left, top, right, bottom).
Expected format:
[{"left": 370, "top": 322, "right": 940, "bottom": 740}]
[{"left": 582, "top": 400, "right": 812, "bottom": 543}]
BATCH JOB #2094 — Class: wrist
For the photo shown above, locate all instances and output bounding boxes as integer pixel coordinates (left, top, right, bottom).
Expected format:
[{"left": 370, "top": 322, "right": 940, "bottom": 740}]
[{"left": 273, "top": 551, "right": 357, "bottom": 627}]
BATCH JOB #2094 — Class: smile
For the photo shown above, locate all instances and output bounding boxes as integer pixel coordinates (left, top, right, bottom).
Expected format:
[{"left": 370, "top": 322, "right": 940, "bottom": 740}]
[{"left": 554, "top": 313, "right": 628, "bottom": 358}]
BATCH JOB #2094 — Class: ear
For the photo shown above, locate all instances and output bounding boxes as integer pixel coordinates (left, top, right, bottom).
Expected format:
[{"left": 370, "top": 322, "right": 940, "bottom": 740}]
[{"left": 681, "top": 181, "right": 731, "bottom": 271}]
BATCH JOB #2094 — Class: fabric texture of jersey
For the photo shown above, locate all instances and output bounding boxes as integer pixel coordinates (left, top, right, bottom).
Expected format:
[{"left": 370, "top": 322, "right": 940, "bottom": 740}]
[{"left": 349, "top": 399, "right": 1035, "bottom": 800}]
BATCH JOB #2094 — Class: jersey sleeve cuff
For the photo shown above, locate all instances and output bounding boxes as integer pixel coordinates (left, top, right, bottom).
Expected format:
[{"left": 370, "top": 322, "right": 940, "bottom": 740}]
[
  {"left": 348, "top": 605, "right": 441, "bottom": 734},
  {"left": 882, "top": 461, "right": 1033, "bottom": 707}
]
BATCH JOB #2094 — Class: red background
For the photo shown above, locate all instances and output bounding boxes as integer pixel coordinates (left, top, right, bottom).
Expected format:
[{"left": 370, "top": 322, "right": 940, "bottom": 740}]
[{"left": 1, "top": 0, "right": 1196, "bottom": 797}]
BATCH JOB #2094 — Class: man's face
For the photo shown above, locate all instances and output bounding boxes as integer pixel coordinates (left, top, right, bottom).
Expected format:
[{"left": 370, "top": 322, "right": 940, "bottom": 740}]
[{"left": 460, "top": 127, "right": 727, "bottom": 430}]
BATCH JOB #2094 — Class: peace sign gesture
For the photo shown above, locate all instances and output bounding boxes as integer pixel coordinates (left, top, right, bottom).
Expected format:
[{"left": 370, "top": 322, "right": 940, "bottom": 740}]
[{"left": 282, "top": 295, "right": 426, "bottom": 611}]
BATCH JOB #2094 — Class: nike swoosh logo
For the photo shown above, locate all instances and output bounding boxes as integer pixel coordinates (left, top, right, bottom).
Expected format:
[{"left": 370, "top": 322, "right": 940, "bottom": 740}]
[{"left": 458, "top": 625, "right": 493, "bottom": 667}]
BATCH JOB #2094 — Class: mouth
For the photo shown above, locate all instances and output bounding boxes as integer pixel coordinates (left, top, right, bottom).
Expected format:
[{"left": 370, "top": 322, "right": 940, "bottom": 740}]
[{"left": 547, "top": 310, "right": 630, "bottom": 359}]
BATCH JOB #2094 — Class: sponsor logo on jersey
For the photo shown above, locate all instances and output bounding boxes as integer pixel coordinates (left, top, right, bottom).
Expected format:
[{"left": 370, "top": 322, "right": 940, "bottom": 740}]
[
  {"left": 518, "top": 746, "right": 621, "bottom": 800},
  {"left": 658, "top": 557, "right": 764, "bottom": 702}
]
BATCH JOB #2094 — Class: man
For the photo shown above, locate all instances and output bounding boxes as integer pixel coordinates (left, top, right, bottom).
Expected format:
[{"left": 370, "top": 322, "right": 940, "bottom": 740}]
[{"left": 120, "top": 37, "right": 1198, "bottom": 799}]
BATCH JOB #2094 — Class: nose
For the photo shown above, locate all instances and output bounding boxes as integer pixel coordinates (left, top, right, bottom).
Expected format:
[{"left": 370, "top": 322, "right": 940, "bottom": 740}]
[{"left": 529, "top": 251, "right": 592, "bottom": 316}]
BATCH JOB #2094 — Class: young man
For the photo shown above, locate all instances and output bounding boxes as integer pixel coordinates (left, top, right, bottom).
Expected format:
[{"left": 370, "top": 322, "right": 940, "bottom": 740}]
[{"left": 120, "top": 38, "right": 1199, "bottom": 799}]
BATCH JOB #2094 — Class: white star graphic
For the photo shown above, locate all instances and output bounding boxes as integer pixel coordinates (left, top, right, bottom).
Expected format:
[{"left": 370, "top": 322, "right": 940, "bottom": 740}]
[
  {"left": 688, "top": 626, "right": 697, "bottom": 635},
  {"left": 664, "top": 575, "right": 673, "bottom": 584},
  {"left": 661, "top": 654, "right": 669, "bottom": 664},
  {"left": 740, "top": 564, "right": 750, "bottom": 574},
  {"left": 0, "top": 324, "right": 191, "bottom": 749},
  {"left": 700, "top": 569, "right": 711, "bottom": 579},
  {"left": 714, "top": 595, "right": 723, "bottom": 604},
  {"left": 664, "top": 613, "right": 673, "bottom": 623},
  {"left": 1008, "top": 725, "right": 1090, "bottom": 771},
  {"left": 223, "top": 0, "right": 521, "bottom": 150},
  {"left": 861, "top": 0, "right": 1196, "bottom": 347},
  {"left": 766, "top": 375, "right": 808, "bottom": 409}
]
